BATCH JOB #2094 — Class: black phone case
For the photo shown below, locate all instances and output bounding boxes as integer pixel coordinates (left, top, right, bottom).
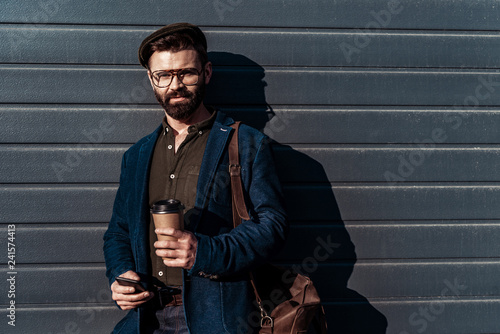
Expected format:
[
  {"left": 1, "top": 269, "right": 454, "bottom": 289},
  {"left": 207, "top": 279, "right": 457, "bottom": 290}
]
[{"left": 115, "top": 276, "right": 146, "bottom": 292}]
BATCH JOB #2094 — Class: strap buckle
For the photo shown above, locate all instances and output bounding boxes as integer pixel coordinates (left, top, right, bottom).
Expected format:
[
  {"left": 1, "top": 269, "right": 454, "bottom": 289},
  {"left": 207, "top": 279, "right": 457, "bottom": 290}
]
[
  {"left": 257, "top": 301, "right": 273, "bottom": 328},
  {"left": 229, "top": 164, "right": 241, "bottom": 176},
  {"left": 261, "top": 315, "right": 274, "bottom": 328}
]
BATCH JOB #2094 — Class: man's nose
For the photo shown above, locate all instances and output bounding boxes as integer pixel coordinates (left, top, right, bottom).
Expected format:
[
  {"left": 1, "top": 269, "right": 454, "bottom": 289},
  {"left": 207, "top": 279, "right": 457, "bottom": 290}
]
[{"left": 169, "top": 75, "right": 184, "bottom": 91}]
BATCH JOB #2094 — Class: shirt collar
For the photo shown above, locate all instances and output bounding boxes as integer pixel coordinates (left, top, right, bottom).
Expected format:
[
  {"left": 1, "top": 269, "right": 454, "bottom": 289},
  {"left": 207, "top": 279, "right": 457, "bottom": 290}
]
[{"left": 162, "top": 107, "right": 217, "bottom": 135}]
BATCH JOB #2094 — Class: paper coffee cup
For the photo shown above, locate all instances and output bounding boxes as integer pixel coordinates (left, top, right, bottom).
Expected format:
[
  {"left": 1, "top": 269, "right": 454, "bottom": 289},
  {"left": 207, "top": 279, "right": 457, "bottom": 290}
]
[{"left": 150, "top": 199, "right": 184, "bottom": 242}]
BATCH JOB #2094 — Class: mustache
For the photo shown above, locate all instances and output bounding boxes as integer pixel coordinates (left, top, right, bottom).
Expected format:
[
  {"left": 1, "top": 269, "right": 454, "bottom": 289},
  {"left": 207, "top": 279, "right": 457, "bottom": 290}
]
[{"left": 166, "top": 90, "right": 193, "bottom": 99}]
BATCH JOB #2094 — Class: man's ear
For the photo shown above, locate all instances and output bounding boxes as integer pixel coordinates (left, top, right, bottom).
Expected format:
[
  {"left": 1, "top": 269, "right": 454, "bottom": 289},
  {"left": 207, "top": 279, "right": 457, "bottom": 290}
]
[{"left": 204, "top": 61, "right": 212, "bottom": 84}]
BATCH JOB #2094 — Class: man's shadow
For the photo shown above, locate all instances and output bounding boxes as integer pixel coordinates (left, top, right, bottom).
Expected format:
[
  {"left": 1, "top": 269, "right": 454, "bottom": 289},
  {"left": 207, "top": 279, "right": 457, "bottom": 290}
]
[{"left": 207, "top": 52, "right": 387, "bottom": 333}]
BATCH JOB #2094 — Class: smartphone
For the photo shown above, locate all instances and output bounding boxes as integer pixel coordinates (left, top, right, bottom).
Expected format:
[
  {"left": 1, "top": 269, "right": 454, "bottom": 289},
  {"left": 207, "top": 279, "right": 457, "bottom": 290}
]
[{"left": 115, "top": 276, "right": 146, "bottom": 292}]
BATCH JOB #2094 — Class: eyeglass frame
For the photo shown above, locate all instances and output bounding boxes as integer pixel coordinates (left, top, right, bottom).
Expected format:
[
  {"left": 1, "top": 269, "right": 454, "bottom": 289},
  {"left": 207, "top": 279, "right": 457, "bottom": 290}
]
[{"left": 149, "top": 67, "right": 204, "bottom": 88}]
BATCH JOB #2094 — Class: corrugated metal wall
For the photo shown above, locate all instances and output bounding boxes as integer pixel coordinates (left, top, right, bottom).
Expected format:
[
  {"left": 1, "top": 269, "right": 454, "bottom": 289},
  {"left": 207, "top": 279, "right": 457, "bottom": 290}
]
[{"left": 2, "top": 1, "right": 500, "bottom": 333}]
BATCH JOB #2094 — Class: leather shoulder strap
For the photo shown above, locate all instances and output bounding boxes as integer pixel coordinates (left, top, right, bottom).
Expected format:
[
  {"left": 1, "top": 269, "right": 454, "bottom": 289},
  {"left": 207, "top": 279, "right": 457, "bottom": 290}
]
[
  {"left": 229, "top": 122, "right": 250, "bottom": 228},
  {"left": 228, "top": 127, "right": 327, "bottom": 333},
  {"left": 229, "top": 122, "right": 266, "bottom": 314}
]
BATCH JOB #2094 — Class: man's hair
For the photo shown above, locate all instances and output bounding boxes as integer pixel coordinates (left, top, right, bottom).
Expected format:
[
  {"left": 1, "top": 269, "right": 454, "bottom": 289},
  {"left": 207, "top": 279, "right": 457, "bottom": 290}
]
[{"left": 143, "top": 31, "right": 208, "bottom": 68}]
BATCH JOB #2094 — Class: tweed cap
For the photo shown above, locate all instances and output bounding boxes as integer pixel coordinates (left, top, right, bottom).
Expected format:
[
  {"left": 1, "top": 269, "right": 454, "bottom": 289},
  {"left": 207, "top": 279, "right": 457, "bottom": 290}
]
[{"left": 138, "top": 22, "right": 207, "bottom": 68}]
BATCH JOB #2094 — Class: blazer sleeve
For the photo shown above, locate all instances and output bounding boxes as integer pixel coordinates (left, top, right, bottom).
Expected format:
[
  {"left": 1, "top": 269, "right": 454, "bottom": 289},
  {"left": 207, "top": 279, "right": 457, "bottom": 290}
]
[
  {"left": 103, "top": 152, "right": 136, "bottom": 286},
  {"left": 188, "top": 132, "right": 288, "bottom": 277}
]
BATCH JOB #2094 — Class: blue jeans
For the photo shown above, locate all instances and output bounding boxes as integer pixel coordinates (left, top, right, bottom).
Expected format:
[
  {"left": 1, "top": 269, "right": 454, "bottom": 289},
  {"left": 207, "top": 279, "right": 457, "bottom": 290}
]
[{"left": 153, "top": 305, "right": 188, "bottom": 334}]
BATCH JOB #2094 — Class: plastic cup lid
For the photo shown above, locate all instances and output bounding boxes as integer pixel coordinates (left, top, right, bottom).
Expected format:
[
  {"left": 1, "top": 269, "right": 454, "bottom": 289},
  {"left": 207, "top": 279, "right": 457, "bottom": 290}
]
[{"left": 150, "top": 199, "right": 184, "bottom": 214}]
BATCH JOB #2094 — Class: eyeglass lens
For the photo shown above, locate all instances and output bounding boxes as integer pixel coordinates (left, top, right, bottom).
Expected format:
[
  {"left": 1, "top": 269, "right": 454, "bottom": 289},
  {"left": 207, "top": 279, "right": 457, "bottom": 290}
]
[{"left": 154, "top": 69, "right": 199, "bottom": 87}]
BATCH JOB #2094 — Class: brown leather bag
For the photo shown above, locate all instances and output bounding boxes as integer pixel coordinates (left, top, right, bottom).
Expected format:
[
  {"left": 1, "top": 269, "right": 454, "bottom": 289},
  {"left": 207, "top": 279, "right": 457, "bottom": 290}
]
[{"left": 229, "top": 122, "right": 328, "bottom": 334}]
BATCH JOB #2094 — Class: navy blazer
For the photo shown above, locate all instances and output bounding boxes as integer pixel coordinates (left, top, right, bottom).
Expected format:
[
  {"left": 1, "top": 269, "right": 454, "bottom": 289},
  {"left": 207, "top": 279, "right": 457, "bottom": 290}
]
[{"left": 103, "top": 112, "right": 288, "bottom": 333}]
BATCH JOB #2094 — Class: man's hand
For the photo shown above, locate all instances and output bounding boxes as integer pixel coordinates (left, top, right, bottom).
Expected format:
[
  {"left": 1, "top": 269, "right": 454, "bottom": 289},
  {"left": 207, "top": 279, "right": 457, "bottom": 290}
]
[
  {"left": 154, "top": 228, "right": 198, "bottom": 269},
  {"left": 111, "top": 270, "right": 154, "bottom": 310}
]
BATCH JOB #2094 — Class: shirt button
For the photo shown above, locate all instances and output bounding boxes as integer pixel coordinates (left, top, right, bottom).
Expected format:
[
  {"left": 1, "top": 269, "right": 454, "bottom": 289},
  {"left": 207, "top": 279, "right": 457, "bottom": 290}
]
[
  {"left": 168, "top": 145, "right": 173, "bottom": 150},
  {"left": 158, "top": 271, "right": 164, "bottom": 276},
  {"left": 170, "top": 174, "right": 175, "bottom": 179},
  {"left": 198, "top": 130, "right": 203, "bottom": 135}
]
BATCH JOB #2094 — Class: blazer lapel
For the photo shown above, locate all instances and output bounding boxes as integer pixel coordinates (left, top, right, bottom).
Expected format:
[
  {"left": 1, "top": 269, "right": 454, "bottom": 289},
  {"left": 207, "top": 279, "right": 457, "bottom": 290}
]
[{"left": 190, "top": 112, "right": 234, "bottom": 232}]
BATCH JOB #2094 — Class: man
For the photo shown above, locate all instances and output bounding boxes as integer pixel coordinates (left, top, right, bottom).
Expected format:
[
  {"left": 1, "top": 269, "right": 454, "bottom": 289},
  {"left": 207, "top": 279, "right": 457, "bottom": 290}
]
[{"left": 103, "top": 23, "right": 288, "bottom": 334}]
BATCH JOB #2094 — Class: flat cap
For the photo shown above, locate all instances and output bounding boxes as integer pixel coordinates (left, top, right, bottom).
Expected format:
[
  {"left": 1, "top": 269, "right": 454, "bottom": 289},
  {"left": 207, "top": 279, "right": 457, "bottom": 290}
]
[{"left": 138, "top": 22, "right": 207, "bottom": 68}]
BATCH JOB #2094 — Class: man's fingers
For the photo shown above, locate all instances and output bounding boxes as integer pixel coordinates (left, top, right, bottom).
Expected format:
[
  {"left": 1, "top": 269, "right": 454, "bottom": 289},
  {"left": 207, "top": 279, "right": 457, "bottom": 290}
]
[
  {"left": 155, "top": 227, "right": 183, "bottom": 238},
  {"left": 155, "top": 246, "right": 194, "bottom": 259},
  {"left": 116, "top": 292, "right": 154, "bottom": 310},
  {"left": 155, "top": 248, "right": 179, "bottom": 259},
  {"left": 154, "top": 240, "right": 194, "bottom": 250},
  {"left": 114, "top": 291, "right": 151, "bottom": 302},
  {"left": 154, "top": 240, "right": 180, "bottom": 249},
  {"left": 153, "top": 230, "right": 197, "bottom": 270},
  {"left": 112, "top": 291, "right": 153, "bottom": 303},
  {"left": 162, "top": 258, "right": 178, "bottom": 267},
  {"left": 112, "top": 283, "right": 136, "bottom": 294},
  {"left": 118, "top": 270, "right": 141, "bottom": 281},
  {"left": 110, "top": 270, "right": 153, "bottom": 310},
  {"left": 154, "top": 231, "right": 196, "bottom": 250},
  {"left": 161, "top": 249, "right": 196, "bottom": 269},
  {"left": 162, "top": 257, "right": 194, "bottom": 269}
]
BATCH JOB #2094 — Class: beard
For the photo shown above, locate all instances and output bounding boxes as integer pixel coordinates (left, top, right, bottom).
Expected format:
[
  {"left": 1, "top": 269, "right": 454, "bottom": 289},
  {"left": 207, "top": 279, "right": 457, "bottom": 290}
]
[{"left": 153, "top": 81, "right": 206, "bottom": 121}]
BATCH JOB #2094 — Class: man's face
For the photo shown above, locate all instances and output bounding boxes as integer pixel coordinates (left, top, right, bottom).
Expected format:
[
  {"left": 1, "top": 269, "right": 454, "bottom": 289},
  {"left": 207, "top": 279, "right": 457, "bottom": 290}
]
[{"left": 147, "top": 49, "right": 212, "bottom": 121}]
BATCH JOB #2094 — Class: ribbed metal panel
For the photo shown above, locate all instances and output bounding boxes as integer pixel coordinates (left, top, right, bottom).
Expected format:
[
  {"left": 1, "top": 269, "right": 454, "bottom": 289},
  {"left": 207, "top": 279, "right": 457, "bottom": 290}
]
[
  {"left": 1, "top": 0, "right": 499, "bottom": 30},
  {"left": 2, "top": 1, "right": 500, "bottom": 333},
  {"left": 3, "top": 25, "right": 500, "bottom": 68}
]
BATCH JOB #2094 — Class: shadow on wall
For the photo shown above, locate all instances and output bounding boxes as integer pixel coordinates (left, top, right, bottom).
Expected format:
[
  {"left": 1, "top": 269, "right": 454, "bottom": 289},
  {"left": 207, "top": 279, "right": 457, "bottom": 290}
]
[{"left": 207, "top": 52, "right": 388, "bottom": 333}]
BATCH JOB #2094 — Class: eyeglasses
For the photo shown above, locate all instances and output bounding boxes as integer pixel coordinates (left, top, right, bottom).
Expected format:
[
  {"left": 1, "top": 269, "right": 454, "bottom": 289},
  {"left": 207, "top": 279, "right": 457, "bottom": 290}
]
[{"left": 150, "top": 68, "right": 202, "bottom": 88}]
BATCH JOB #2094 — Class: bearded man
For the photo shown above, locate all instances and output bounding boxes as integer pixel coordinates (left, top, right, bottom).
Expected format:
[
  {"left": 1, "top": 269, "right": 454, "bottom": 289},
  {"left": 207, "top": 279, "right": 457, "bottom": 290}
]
[{"left": 103, "top": 23, "right": 288, "bottom": 334}]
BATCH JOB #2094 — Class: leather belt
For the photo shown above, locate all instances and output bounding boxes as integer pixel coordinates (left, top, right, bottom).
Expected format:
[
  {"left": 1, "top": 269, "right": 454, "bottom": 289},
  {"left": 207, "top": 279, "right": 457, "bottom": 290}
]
[{"left": 156, "top": 287, "right": 183, "bottom": 308}]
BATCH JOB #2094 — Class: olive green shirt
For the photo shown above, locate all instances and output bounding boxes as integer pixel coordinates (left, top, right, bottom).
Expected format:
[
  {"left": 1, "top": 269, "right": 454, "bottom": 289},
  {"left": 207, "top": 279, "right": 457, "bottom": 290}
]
[{"left": 148, "top": 110, "right": 217, "bottom": 287}]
